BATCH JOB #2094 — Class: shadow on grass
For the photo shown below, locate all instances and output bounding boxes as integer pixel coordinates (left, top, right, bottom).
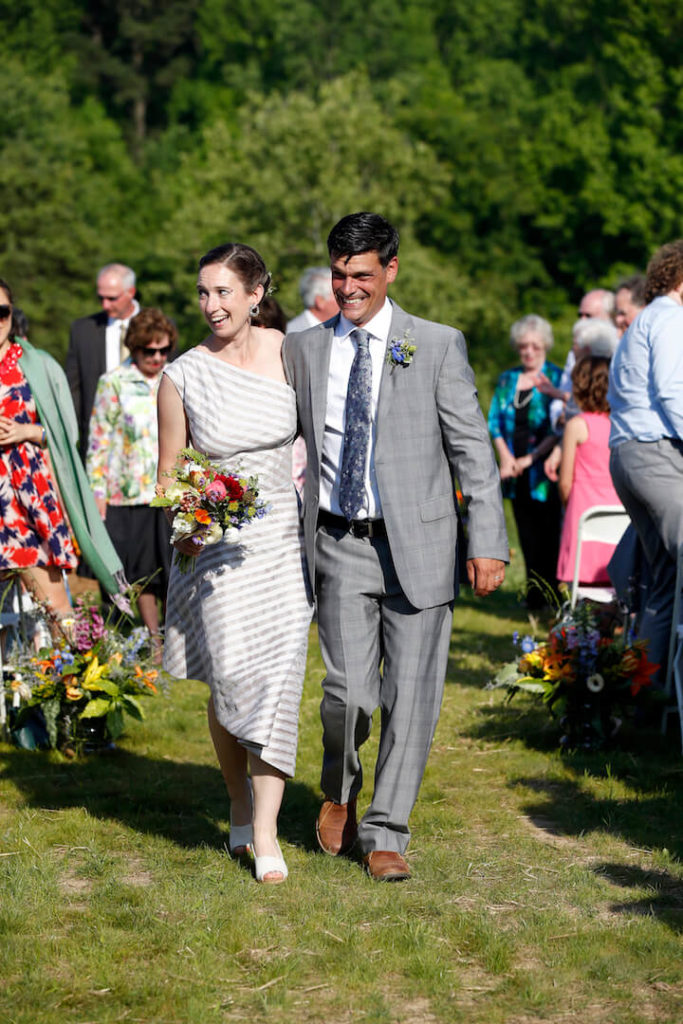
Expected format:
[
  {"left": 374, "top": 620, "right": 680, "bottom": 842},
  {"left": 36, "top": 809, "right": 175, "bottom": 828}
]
[
  {"left": 0, "top": 746, "right": 321, "bottom": 852},
  {"left": 592, "top": 862, "right": 683, "bottom": 933},
  {"left": 455, "top": 587, "right": 537, "bottom": 623},
  {"left": 463, "top": 696, "right": 561, "bottom": 746},
  {"left": 508, "top": 772, "right": 683, "bottom": 867}
]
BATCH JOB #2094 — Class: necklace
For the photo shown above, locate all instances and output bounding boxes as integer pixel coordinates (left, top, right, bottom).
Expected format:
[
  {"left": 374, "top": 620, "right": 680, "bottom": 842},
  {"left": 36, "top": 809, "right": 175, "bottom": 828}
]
[{"left": 513, "top": 387, "right": 533, "bottom": 409}]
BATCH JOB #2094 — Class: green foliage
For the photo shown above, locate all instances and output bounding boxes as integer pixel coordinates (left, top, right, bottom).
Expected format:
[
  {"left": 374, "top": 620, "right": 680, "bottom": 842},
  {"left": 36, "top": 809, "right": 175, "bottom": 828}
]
[
  {"left": 1, "top": 0, "right": 683, "bottom": 382},
  {"left": 0, "top": 58, "right": 140, "bottom": 357}
]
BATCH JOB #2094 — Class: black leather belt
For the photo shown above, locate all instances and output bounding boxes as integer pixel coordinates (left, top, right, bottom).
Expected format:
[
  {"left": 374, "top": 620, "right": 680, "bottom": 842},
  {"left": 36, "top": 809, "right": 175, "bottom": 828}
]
[{"left": 318, "top": 510, "right": 387, "bottom": 539}]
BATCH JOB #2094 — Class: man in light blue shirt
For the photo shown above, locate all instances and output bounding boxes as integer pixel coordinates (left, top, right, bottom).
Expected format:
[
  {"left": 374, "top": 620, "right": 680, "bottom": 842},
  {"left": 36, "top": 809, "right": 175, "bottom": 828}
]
[{"left": 608, "top": 240, "right": 683, "bottom": 684}]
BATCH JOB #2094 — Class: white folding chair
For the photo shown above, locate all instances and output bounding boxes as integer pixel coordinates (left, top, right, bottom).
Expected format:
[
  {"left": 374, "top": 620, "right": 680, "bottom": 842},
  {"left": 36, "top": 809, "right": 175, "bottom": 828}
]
[{"left": 570, "top": 505, "right": 630, "bottom": 609}]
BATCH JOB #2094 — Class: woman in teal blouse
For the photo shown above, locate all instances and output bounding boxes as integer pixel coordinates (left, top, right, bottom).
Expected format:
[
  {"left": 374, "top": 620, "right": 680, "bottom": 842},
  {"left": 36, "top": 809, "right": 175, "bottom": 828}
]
[{"left": 488, "top": 314, "right": 563, "bottom": 609}]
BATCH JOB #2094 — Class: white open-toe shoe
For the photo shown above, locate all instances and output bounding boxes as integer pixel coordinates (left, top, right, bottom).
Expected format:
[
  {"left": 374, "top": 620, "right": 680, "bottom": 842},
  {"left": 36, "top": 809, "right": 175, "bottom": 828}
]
[{"left": 254, "top": 841, "right": 288, "bottom": 884}]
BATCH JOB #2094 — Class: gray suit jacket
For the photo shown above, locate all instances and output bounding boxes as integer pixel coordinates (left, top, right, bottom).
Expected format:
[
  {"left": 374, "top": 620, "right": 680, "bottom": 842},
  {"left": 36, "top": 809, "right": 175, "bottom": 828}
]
[{"left": 283, "top": 302, "right": 508, "bottom": 609}]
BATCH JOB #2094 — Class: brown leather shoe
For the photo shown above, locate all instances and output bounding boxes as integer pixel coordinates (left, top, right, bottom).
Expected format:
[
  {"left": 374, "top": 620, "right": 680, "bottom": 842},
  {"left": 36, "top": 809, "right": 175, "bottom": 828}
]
[
  {"left": 363, "top": 850, "right": 411, "bottom": 881},
  {"left": 315, "top": 798, "right": 357, "bottom": 855}
]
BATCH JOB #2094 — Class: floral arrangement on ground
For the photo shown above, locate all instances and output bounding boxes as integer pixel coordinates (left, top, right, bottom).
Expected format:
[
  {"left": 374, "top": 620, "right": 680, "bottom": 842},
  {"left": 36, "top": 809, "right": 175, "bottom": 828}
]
[
  {"left": 489, "top": 600, "right": 659, "bottom": 750},
  {"left": 1, "top": 599, "right": 163, "bottom": 755}
]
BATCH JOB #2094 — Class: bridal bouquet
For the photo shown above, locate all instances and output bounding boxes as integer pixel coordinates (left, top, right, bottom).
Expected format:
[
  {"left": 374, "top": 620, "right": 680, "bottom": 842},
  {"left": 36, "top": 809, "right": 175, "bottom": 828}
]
[{"left": 151, "top": 447, "right": 271, "bottom": 572}]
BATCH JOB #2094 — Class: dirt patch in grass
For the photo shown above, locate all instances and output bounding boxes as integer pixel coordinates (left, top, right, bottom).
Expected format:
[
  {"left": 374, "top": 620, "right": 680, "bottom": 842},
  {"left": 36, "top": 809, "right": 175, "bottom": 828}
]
[
  {"left": 120, "top": 855, "right": 154, "bottom": 887},
  {"left": 395, "top": 996, "right": 440, "bottom": 1022},
  {"left": 59, "top": 869, "right": 93, "bottom": 897}
]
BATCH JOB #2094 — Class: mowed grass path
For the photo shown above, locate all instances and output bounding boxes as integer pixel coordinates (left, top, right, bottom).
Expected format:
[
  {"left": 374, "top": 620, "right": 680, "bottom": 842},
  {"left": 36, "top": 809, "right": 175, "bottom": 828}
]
[{"left": 1, "top": 571, "right": 682, "bottom": 1023}]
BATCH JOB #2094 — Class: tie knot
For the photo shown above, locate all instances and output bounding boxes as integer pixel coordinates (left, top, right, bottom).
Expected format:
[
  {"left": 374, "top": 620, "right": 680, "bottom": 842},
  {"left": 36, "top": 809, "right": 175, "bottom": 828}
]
[{"left": 351, "top": 328, "right": 370, "bottom": 351}]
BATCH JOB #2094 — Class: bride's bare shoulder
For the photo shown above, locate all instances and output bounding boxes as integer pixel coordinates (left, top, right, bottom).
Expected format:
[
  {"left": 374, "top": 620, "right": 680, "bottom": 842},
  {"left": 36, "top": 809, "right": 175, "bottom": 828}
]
[{"left": 256, "top": 327, "right": 285, "bottom": 355}]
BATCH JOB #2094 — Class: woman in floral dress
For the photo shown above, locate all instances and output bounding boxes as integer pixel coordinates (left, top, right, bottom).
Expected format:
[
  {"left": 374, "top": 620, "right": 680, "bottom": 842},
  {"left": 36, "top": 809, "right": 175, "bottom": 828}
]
[
  {"left": 0, "top": 280, "right": 77, "bottom": 621},
  {"left": 0, "top": 277, "right": 126, "bottom": 630}
]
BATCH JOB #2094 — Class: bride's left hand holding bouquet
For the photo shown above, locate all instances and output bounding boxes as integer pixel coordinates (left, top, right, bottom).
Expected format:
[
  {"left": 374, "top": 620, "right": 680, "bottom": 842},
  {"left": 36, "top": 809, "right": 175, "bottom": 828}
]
[{"left": 151, "top": 447, "right": 271, "bottom": 572}]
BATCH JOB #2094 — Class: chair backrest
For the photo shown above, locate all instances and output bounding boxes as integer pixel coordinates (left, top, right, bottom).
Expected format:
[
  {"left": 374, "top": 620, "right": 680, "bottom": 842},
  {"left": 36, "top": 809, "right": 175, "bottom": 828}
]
[{"left": 571, "top": 505, "right": 630, "bottom": 608}]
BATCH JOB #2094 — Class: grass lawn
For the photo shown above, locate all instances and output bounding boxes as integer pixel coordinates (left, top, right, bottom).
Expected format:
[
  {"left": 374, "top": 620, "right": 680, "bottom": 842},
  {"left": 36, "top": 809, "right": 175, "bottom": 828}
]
[{"left": 1, "top": 542, "right": 682, "bottom": 1023}]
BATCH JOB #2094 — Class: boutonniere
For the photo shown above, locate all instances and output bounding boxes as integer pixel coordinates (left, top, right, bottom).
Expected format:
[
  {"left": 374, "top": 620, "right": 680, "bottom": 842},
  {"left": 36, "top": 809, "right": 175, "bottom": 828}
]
[{"left": 385, "top": 330, "right": 417, "bottom": 370}]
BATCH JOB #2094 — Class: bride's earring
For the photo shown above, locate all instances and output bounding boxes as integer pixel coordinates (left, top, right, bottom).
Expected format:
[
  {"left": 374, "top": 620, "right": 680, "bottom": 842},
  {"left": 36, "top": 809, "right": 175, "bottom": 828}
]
[{"left": 249, "top": 304, "right": 260, "bottom": 317}]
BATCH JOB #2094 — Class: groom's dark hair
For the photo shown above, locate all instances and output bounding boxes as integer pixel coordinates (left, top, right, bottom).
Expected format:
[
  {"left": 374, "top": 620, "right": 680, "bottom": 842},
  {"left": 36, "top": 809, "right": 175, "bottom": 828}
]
[{"left": 327, "top": 212, "right": 399, "bottom": 267}]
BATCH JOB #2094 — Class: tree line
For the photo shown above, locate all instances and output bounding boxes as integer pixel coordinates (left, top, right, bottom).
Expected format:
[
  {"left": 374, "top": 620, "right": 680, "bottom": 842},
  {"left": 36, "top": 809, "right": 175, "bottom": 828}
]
[{"left": 2, "top": 0, "right": 682, "bottom": 390}]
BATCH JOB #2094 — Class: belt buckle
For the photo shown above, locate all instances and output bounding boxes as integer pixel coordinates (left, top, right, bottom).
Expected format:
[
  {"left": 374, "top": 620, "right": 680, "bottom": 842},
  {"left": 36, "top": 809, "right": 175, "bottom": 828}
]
[{"left": 351, "top": 520, "right": 372, "bottom": 539}]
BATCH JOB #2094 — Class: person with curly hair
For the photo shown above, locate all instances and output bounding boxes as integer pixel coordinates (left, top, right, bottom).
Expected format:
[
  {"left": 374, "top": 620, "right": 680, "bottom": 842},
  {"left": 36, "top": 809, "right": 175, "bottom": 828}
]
[
  {"left": 87, "top": 307, "right": 176, "bottom": 649},
  {"left": 556, "top": 355, "right": 621, "bottom": 585},
  {"left": 608, "top": 239, "right": 683, "bottom": 684}
]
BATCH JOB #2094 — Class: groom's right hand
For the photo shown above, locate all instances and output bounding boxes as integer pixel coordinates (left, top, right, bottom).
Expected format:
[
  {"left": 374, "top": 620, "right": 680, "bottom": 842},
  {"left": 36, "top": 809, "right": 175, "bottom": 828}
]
[{"left": 466, "top": 557, "right": 506, "bottom": 597}]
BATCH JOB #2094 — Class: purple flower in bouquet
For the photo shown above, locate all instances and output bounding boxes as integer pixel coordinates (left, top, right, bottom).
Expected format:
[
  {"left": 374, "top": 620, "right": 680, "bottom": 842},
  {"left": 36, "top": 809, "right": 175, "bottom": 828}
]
[{"left": 73, "top": 603, "right": 107, "bottom": 652}]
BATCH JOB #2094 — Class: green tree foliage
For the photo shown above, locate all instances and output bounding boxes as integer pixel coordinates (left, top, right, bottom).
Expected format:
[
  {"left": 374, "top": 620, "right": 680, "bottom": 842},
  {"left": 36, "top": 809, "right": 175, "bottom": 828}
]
[
  {"left": 1, "top": 0, "right": 683, "bottom": 384},
  {"left": 0, "top": 59, "right": 140, "bottom": 357},
  {"left": 143, "top": 74, "right": 509, "bottom": 357}
]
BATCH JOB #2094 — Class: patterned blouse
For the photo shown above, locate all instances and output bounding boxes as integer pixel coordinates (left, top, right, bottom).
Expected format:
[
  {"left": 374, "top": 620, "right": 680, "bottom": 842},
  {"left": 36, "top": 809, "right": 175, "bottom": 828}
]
[
  {"left": 86, "top": 360, "right": 162, "bottom": 506},
  {"left": 487, "top": 361, "right": 563, "bottom": 502}
]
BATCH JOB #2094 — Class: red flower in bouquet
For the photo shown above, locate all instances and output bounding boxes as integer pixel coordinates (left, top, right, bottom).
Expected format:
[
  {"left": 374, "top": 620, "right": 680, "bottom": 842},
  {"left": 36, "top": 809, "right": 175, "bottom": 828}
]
[{"left": 620, "top": 645, "right": 659, "bottom": 696}]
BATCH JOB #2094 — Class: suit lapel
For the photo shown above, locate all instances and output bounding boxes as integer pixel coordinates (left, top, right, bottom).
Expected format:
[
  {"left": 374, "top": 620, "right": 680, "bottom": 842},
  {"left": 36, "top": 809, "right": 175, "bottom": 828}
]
[
  {"left": 309, "top": 317, "right": 337, "bottom": 457},
  {"left": 376, "top": 303, "right": 414, "bottom": 420}
]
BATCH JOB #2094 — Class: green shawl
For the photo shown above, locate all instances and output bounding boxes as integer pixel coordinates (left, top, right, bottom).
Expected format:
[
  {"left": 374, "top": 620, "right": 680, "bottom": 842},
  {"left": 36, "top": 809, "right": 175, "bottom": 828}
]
[{"left": 17, "top": 338, "right": 126, "bottom": 597}]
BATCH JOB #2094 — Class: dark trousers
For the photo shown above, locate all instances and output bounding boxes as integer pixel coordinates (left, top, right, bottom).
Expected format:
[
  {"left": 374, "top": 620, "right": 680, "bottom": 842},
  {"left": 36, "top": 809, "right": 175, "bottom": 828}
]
[{"left": 512, "top": 475, "right": 561, "bottom": 608}]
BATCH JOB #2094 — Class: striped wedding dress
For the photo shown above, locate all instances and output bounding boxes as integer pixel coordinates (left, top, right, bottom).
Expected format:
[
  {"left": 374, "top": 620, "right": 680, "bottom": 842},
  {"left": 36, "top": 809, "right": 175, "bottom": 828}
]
[{"left": 162, "top": 348, "right": 312, "bottom": 776}]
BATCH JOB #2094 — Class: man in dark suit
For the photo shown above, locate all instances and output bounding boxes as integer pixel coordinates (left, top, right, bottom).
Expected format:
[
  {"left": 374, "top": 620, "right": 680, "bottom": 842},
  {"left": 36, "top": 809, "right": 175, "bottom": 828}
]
[{"left": 66, "top": 263, "right": 139, "bottom": 459}]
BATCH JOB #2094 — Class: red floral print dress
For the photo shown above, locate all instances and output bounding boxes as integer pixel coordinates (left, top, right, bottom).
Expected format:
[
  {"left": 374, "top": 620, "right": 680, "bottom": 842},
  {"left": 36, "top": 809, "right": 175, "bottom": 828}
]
[{"left": 0, "top": 343, "right": 77, "bottom": 570}]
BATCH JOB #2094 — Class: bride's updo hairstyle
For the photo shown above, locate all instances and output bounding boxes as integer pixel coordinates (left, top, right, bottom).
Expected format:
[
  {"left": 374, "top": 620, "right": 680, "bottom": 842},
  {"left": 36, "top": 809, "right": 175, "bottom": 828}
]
[{"left": 198, "top": 243, "right": 272, "bottom": 297}]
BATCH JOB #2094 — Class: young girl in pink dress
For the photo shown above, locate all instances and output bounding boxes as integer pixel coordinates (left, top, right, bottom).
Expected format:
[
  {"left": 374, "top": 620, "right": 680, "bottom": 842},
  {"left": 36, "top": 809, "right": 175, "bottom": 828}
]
[{"left": 556, "top": 356, "right": 622, "bottom": 584}]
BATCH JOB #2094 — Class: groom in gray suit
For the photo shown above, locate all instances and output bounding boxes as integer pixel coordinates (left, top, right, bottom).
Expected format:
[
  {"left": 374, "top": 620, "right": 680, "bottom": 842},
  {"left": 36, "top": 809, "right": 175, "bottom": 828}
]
[{"left": 283, "top": 212, "right": 508, "bottom": 880}]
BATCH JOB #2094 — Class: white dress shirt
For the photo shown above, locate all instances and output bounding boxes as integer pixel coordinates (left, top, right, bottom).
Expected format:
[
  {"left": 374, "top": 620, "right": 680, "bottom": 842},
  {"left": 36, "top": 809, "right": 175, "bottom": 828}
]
[
  {"left": 320, "top": 298, "right": 393, "bottom": 519},
  {"left": 286, "top": 308, "right": 318, "bottom": 333},
  {"left": 105, "top": 300, "right": 140, "bottom": 372}
]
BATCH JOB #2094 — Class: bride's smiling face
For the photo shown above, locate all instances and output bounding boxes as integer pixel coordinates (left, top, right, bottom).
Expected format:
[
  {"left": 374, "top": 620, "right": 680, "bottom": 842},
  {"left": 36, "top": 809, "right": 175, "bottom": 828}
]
[{"left": 197, "top": 263, "right": 262, "bottom": 339}]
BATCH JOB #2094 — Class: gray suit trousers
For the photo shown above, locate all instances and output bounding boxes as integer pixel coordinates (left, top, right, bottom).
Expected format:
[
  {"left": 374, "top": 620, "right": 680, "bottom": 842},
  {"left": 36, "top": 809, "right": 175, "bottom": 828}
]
[
  {"left": 315, "top": 521, "right": 453, "bottom": 855},
  {"left": 610, "top": 438, "right": 683, "bottom": 682}
]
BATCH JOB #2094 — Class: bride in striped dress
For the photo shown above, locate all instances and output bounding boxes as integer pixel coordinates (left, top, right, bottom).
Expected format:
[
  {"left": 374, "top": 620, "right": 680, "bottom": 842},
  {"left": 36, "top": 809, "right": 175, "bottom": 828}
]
[{"left": 157, "top": 244, "right": 312, "bottom": 884}]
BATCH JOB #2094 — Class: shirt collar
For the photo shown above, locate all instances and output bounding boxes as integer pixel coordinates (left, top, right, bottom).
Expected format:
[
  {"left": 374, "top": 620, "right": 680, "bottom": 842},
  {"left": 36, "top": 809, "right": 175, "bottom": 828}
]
[
  {"left": 107, "top": 299, "right": 140, "bottom": 329},
  {"left": 334, "top": 297, "right": 393, "bottom": 344}
]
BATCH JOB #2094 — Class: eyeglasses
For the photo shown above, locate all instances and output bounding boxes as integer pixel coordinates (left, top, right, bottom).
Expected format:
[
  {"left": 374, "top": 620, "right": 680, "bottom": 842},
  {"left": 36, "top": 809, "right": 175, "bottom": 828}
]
[
  {"left": 138, "top": 344, "right": 172, "bottom": 358},
  {"left": 0, "top": 305, "right": 12, "bottom": 320}
]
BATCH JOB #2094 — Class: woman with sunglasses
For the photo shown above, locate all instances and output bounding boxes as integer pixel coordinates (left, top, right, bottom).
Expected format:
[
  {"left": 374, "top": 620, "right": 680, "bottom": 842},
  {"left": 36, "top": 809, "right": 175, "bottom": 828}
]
[
  {"left": 87, "top": 308, "right": 176, "bottom": 652},
  {"left": 0, "top": 277, "right": 126, "bottom": 629}
]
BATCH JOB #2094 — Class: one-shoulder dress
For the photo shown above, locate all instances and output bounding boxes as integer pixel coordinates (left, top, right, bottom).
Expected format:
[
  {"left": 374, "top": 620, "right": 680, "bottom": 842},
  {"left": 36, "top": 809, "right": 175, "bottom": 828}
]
[{"left": 162, "top": 348, "right": 312, "bottom": 776}]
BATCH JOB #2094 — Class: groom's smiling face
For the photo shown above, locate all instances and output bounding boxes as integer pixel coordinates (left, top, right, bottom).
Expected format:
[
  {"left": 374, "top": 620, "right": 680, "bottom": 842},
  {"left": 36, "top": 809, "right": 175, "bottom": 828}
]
[{"left": 330, "top": 251, "right": 398, "bottom": 327}]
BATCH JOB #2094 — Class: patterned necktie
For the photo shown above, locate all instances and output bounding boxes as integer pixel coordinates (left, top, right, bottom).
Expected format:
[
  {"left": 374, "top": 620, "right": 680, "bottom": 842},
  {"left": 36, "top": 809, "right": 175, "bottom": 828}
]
[
  {"left": 339, "top": 328, "right": 372, "bottom": 520},
  {"left": 119, "top": 321, "right": 130, "bottom": 362}
]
